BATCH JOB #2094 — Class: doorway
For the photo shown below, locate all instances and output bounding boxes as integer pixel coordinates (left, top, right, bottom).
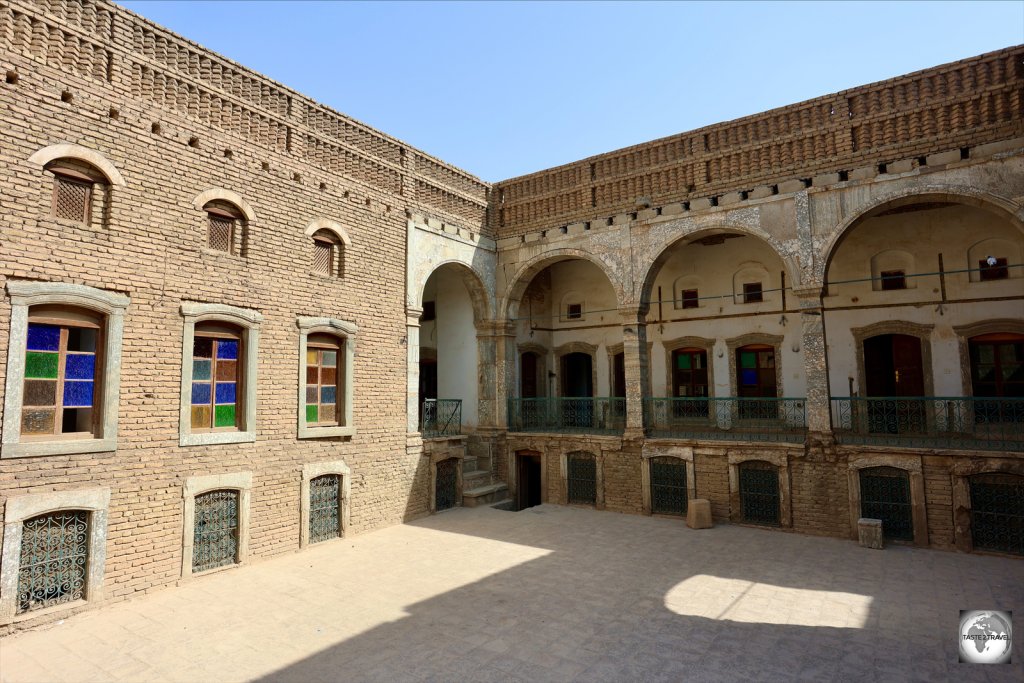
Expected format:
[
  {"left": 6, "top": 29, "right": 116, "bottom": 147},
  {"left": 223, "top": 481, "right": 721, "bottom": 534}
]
[
  {"left": 863, "top": 334, "right": 925, "bottom": 434},
  {"left": 561, "top": 352, "right": 593, "bottom": 429},
  {"left": 516, "top": 452, "right": 543, "bottom": 511}
]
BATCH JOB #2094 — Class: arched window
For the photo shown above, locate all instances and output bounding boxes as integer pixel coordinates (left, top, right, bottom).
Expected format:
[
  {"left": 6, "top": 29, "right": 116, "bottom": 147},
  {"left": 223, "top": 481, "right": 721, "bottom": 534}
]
[
  {"left": 45, "top": 160, "right": 106, "bottom": 224},
  {"left": 312, "top": 229, "right": 343, "bottom": 277},
  {"left": 204, "top": 200, "right": 244, "bottom": 254},
  {"left": 297, "top": 317, "right": 357, "bottom": 439}
]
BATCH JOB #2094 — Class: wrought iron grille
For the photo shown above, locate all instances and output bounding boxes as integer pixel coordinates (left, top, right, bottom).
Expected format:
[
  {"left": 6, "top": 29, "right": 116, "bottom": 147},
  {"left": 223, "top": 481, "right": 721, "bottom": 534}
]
[
  {"left": 644, "top": 398, "right": 806, "bottom": 443},
  {"left": 859, "top": 467, "right": 913, "bottom": 541},
  {"left": 421, "top": 399, "right": 462, "bottom": 438},
  {"left": 739, "top": 462, "right": 780, "bottom": 525},
  {"left": 970, "top": 474, "right": 1024, "bottom": 556},
  {"left": 650, "top": 457, "right": 688, "bottom": 516},
  {"left": 54, "top": 176, "right": 90, "bottom": 222},
  {"left": 567, "top": 454, "right": 597, "bottom": 506},
  {"left": 309, "top": 475, "right": 341, "bottom": 543},
  {"left": 17, "top": 510, "right": 89, "bottom": 614},
  {"left": 507, "top": 397, "right": 626, "bottom": 435},
  {"left": 831, "top": 397, "right": 1024, "bottom": 451},
  {"left": 435, "top": 458, "right": 459, "bottom": 511},
  {"left": 193, "top": 489, "right": 239, "bottom": 572}
]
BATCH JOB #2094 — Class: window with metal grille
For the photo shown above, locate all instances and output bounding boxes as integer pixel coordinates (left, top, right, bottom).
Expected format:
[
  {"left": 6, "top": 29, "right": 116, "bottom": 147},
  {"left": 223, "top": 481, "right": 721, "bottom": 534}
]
[
  {"left": 969, "top": 473, "right": 1023, "bottom": 555},
  {"left": 567, "top": 453, "right": 597, "bottom": 506},
  {"left": 435, "top": 458, "right": 459, "bottom": 511},
  {"left": 22, "top": 308, "right": 102, "bottom": 440},
  {"left": 738, "top": 461, "right": 780, "bottom": 525},
  {"left": 880, "top": 270, "right": 907, "bottom": 290},
  {"left": 859, "top": 467, "right": 913, "bottom": 541},
  {"left": 742, "top": 282, "right": 763, "bottom": 303},
  {"left": 17, "top": 510, "right": 89, "bottom": 614},
  {"left": 305, "top": 334, "right": 343, "bottom": 427},
  {"left": 204, "top": 202, "right": 243, "bottom": 254},
  {"left": 52, "top": 174, "right": 92, "bottom": 223},
  {"left": 650, "top": 457, "right": 687, "bottom": 516},
  {"left": 193, "top": 489, "right": 239, "bottom": 572},
  {"left": 681, "top": 289, "right": 699, "bottom": 309},
  {"left": 979, "top": 257, "right": 1009, "bottom": 281},
  {"left": 309, "top": 474, "right": 341, "bottom": 543},
  {"left": 190, "top": 325, "right": 241, "bottom": 431}
]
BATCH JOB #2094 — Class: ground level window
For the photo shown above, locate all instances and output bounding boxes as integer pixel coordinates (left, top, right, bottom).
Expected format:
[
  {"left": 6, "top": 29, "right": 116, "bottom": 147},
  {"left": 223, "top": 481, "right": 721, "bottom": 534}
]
[
  {"left": 738, "top": 461, "right": 780, "bottom": 525},
  {"left": 859, "top": 467, "right": 913, "bottom": 541},
  {"left": 17, "top": 510, "right": 89, "bottom": 614},
  {"left": 969, "top": 473, "right": 1024, "bottom": 556},
  {"left": 650, "top": 457, "right": 687, "bottom": 516},
  {"left": 567, "top": 453, "right": 597, "bottom": 506},
  {"left": 193, "top": 489, "right": 239, "bottom": 573},
  {"left": 309, "top": 475, "right": 341, "bottom": 543}
]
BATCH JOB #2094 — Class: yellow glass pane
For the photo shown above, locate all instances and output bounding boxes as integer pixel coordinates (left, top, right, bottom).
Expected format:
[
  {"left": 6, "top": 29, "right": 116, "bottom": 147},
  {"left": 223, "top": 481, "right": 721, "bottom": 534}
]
[{"left": 307, "top": 350, "right": 318, "bottom": 364}]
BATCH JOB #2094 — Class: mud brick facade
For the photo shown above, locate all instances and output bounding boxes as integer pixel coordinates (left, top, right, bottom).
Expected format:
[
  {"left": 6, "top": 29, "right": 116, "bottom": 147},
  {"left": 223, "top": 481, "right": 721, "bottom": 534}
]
[{"left": 1, "top": 0, "right": 1022, "bottom": 631}]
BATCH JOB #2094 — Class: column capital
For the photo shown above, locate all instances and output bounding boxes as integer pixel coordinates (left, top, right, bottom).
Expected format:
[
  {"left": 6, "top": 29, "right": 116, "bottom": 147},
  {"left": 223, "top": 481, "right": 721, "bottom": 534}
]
[
  {"left": 475, "top": 319, "right": 516, "bottom": 337},
  {"left": 618, "top": 306, "right": 648, "bottom": 327},
  {"left": 790, "top": 284, "right": 826, "bottom": 303}
]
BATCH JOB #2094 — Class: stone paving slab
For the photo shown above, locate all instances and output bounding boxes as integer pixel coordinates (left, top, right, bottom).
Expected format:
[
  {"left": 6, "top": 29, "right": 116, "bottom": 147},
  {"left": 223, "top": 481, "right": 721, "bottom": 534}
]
[{"left": 1, "top": 504, "right": 1022, "bottom": 682}]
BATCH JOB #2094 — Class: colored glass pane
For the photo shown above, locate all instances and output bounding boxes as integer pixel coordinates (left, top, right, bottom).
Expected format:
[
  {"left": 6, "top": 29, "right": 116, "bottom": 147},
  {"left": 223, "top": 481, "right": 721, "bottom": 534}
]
[
  {"left": 215, "top": 382, "right": 236, "bottom": 404},
  {"left": 322, "top": 350, "right": 337, "bottom": 367},
  {"left": 26, "top": 324, "right": 60, "bottom": 351},
  {"left": 191, "top": 382, "right": 211, "bottom": 405},
  {"left": 321, "top": 386, "right": 336, "bottom": 404},
  {"left": 676, "top": 354, "right": 691, "bottom": 370},
  {"left": 216, "top": 360, "right": 237, "bottom": 382},
  {"left": 22, "top": 409, "right": 55, "bottom": 434},
  {"left": 191, "top": 405, "right": 211, "bottom": 429},
  {"left": 307, "top": 350, "right": 318, "bottom": 364},
  {"left": 214, "top": 404, "right": 236, "bottom": 428},
  {"left": 23, "top": 380, "right": 57, "bottom": 406},
  {"left": 321, "top": 367, "right": 337, "bottom": 385},
  {"left": 741, "top": 369, "right": 758, "bottom": 385},
  {"left": 25, "top": 352, "right": 59, "bottom": 379},
  {"left": 306, "top": 386, "right": 318, "bottom": 403},
  {"left": 306, "top": 404, "right": 318, "bottom": 423},
  {"left": 319, "top": 403, "right": 336, "bottom": 423},
  {"left": 306, "top": 366, "right": 318, "bottom": 384},
  {"left": 740, "top": 352, "right": 756, "bottom": 369},
  {"left": 65, "top": 354, "right": 95, "bottom": 380},
  {"left": 193, "top": 337, "right": 213, "bottom": 358},
  {"left": 63, "top": 381, "right": 94, "bottom": 407},
  {"left": 192, "top": 359, "right": 211, "bottom": 381},
  {"left": 217, "top": 339, "right": 238, "bottom": 360}
]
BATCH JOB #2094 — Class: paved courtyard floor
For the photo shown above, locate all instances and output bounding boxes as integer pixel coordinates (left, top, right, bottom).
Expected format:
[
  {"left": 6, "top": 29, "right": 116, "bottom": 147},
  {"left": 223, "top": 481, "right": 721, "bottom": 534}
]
[{"left": 1, "top": 504, "right": 1022, "bottom": 682}]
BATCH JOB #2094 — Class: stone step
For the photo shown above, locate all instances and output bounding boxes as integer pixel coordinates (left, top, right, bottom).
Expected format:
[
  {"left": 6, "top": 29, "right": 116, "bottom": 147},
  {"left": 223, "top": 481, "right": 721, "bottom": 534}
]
[
  {"left": 463, "top": 469, "right": 490, "bottom": 490},
  {"left": 462, "top": 483, "right": 508, "bottom": 508}
]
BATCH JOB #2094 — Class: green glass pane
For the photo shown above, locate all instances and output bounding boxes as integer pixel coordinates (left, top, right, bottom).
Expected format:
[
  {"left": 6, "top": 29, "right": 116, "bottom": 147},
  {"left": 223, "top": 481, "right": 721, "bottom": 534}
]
[
  {"left": 322, "top": 351, "right": 337, "bottom": 367},
  {"left": 676, "top": 354, "right": 691, "bottom": 370},
  {"left": 740, "top": 351, "right": 756, "bottom": 369},
  {"left": 214, "top": 404, "right": 236, "bottom": 428},
  {"left": 25, "top": 352, "right": 59, "bottom": 379},
  {"left": 306, "top": 404, "right": 318, "bottom": 423},
  {"left": 193, "top": 359, "right": 212, "bottom": 381}
]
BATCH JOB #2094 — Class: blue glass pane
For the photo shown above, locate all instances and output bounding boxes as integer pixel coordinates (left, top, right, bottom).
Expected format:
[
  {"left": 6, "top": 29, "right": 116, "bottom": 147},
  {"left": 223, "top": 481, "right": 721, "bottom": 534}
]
[
  {"left": 191, "top": 382, "right": 211, "bottom": 405},
  {"left": 63, "top": 381, "right": 94, "bottom": 407},
  {"left": 215, "top": 382, "right": 236, "bottom": 405},
  {"left": 27, "top": 324, "right": 61, "bottom": 351},
  {"left": 741, "top": 369, "right": 758, "bottom": 386},
  {"left": 217, "top": 340, "right": 238, "bottom": 360},
  {"left": 65, "top": 354, "right": 96, "bottom": 380},
  {"left": 321, "top": 386, "right": 336, "bottom": 404},
  {"left": 192, "top": 359, "right": 211, "bottom": 381}
]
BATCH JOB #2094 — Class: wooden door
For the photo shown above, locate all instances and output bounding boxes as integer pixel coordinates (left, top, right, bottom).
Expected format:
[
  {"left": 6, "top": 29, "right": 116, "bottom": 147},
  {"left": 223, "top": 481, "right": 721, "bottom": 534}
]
[
  {"left": 864, "top": 335, "right": 923, "bottom": 397},
  {"left": 521, "top": 352, "right": 539, "bottom": 398}
]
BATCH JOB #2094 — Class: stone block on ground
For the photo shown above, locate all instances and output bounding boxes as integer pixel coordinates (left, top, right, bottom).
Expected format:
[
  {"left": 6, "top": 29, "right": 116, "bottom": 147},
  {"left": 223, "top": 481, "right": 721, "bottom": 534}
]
[
  {"left": 687, "top": 498, "right": 713, "bottom": 529},
  {"left": 858, "top": 518, "right": 884, "bottom": 549}
]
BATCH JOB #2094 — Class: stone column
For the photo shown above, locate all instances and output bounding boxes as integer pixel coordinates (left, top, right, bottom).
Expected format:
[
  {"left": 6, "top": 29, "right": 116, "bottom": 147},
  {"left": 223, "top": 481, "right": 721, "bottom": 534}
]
[
  {"left": 792, "top": 285, "right": 832, "bottom": 435},
  {"left": 406, "top": 306, "right": 422, "bottom": 435},
  {"left": 621, "top": 307, "right": 650, "bottom": 436},
  {"left": 474, "top": 320, "right": 510, "bottom": 430},
  {"left": 487, "top": 320, "right": 517, "bottom": 430}
]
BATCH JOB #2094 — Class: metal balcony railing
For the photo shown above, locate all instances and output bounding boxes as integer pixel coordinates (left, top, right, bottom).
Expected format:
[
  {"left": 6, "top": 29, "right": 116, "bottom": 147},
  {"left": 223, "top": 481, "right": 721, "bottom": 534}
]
[
  {"left": 507, "top": 397, "right": 626, "bottom": 435},
  {"left": 420, "top": 399, "right": 462, "bottom": 438},
  {"left": 644, "top": 397, "right": 808, "bottom": 443},
  {"left": 831, "top": 397, "right": 1024, "bottom": 452}
]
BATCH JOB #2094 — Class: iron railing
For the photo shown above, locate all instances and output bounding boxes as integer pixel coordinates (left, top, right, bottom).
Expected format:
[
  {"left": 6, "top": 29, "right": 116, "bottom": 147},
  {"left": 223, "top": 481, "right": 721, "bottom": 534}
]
[
  {"left": 831, "top": 397, "right": 1024, "bottom": 451},
  {"left": 507, "top": 397, "right": 626, "bottom": 435},
  {"left": 420, "top": 399, "right": 462, "bottom": 438},
  {"left": 644, "top": 397, "right": 807, "bottom": 443}
]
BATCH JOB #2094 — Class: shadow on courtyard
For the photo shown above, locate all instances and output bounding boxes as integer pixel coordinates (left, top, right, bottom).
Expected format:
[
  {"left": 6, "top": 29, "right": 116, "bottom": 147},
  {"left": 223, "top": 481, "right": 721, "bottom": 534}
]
[{"left": 258, "top": 505, "right": 1023, "bottom": 682}]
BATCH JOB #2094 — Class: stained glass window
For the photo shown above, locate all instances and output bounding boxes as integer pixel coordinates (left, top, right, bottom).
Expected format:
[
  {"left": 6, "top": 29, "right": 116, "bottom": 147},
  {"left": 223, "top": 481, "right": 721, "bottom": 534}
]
[
  {"left": 737, "top": 345, "right": 777, "bottom": 398},
  {"left": 22, "top": 320, "right": 98, "bottom": 437},
  {"left": 306, "top": 336, "right": 343, "bottom": 426},
  {"left": 191, "top": 333, "right": 240, "bottom": 430}
]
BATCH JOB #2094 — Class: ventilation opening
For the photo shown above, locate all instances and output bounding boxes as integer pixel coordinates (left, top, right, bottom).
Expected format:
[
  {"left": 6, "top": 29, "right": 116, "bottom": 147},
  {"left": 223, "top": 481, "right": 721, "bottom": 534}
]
[
  {"left": 319, "top": 182, "right": 327, "bottom": 191},
  {"left": 879, "top": 163, "right": 888, "bottom": 174},
  {"left": 261, "top": 161, "right": 270, "bottom": 171},
  {"left": 151, "top": 122, "right": 162, "bottom": 134},
  {"left": 293, "top": 173, "right": 302, "bottom": 183},
  {"left": 223, "top": 149, "right": 233, "bottom": 159},
  {"left": 917, "top": 156, "right": 927, "bottom": 167},
  {"left": 108, "top": 107, "right": 119, "bottom": 120},
  {"left": 838, "top": 170, "right": 849, "bottom": 182},
  {"left": 188, "top": 136, "right": 200, "bottom": 148},
  {"left": 6, "top": 70, "right": 18, "bottom": 84},
  {"left": 60, "top": 90, "right": 73, "bottom": 103},
  {"left": 960, "top": 147, "right": 970, "bottom": 160}
]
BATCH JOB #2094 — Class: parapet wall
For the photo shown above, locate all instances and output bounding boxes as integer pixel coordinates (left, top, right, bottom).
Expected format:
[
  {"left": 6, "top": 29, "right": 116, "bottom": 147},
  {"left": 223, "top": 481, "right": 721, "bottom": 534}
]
[
  {"left": 493, "top": 45, "right": 1024, "bottom": 238},
  {"left": 2, "top": 0, "right": 491, "bottom": 233}
]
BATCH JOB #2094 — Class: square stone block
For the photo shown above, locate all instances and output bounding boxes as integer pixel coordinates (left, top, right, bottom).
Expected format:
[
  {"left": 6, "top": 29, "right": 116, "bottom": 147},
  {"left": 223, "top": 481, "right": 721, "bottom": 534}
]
[
  {"left": 686, "top": 498, "right": 713, "bottom": 529},
  {"left": 858, "top": 517, "right": 884, "bottom": 549}
]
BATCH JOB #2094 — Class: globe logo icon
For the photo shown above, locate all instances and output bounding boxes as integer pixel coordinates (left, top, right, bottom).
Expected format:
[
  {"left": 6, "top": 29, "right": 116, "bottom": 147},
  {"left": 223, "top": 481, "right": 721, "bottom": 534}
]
[{"left": 959, "top": 610, "right": 1012, "bottom": 664}]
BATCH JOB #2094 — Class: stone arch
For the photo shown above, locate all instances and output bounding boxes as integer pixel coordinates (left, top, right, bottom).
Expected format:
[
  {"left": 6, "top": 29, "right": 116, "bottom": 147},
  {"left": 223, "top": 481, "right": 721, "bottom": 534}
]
[
  {"left": 637, "top": 226, "right": 799, "bottom": 318},
  {"left": 304, "top": 218, "right": 352, "bottom": 247},
  {"left": 416, "top": 260, "right": 491, "bottom": 322},
  {"left": 28, "top": 143, "right": 125, "bottom": 186},
  {"left": 192, "top": 188, "right": 256, "bottom": 222},
  {"left": 500, "top": 248, "right": 624, "bottom": 321},
  {"left": 820, "top": 186, "right": 1024, "bottom": 284}
]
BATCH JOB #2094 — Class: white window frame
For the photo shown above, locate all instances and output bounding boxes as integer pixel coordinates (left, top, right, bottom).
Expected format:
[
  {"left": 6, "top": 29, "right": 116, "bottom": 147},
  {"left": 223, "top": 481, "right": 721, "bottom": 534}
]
[
  {"left": 0, "top": 487, "right": 111, "bottom": 623},
  {"left": 179, "top": 303, "right": 262, "bottom": 446},
  {"left": 297, "top": 317, "right": 357, "bottom": 439},
  {"left": 2, "top": 282, "right": 129, "bottom": 458}
]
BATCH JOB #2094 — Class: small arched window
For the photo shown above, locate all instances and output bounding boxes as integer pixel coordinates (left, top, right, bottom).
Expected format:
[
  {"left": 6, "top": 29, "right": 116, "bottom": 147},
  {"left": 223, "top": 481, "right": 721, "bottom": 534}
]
[
  {"left": 204, "top": 201, "right": 244, "bottom": 254},
  {"left": 312, "top": 229, "right": 343, "bottom": 277},
  {"left": 45, "top": 160, "right": 105, "bottom": 224}
]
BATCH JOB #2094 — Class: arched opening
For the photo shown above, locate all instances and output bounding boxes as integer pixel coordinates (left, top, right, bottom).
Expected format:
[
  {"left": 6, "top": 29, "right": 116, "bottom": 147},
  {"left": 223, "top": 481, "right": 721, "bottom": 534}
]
[{"left": 418, "top": 262, "right": 487, "bottom": 435}]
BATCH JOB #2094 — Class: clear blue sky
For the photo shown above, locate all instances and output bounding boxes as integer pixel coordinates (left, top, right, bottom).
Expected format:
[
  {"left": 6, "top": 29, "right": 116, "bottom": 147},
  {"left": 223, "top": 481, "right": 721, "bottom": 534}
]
[{"left": 121, "top": 1, "right": 1023, "bottom": 182}]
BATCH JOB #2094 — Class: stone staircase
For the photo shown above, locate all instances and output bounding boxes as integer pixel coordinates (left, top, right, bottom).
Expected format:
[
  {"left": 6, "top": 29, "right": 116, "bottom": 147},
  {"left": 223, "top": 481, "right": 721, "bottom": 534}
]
[{"left": 461, "top": 437, "right": 508, "bottom": 507}]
